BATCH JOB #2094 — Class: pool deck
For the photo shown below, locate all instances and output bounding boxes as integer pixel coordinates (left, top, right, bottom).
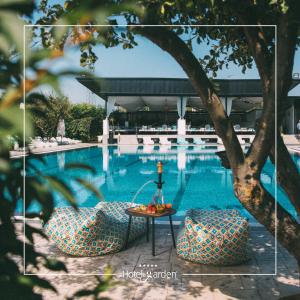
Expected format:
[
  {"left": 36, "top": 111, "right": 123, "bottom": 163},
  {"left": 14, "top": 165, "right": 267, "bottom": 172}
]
[
  {"left": 10, "top": 142, "right": 300, "bottom": 159},
  {"left": 10, "top": 142, "right": 99, "bottom": 158},
  {"left": 288, "top": 146, "right": 300, "bottom": 154},
  {"left": 16, "top": 221, "right": 300, "bottom": 300}
]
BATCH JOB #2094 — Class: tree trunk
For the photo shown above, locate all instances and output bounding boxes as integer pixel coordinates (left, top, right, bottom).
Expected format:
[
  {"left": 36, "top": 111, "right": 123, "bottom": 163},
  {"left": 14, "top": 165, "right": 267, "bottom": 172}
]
[
  {"left": 270, "top": 133, "right": 300, "bottom": 217},
  {"left": 133, "top": 26, "right": 245, "bottom": 171},
  {"left": 233, "top": 158, "right": 300, "bottom": 261},
  {"left": 133, "top": 26, "right": 300, "bottom": 261}
]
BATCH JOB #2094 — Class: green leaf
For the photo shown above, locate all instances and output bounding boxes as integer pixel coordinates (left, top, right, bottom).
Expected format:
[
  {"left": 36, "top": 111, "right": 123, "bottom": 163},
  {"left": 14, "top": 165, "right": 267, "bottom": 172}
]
[
  {"left": 0, "top": 11, "right": 25, "bottom": 52},
  {"left": 64, "top": 163, "right": 96, "bottom": 174},
  {"left": 75, "top": 178, "right": 104, "bottom": 202},
  {"left": 45, "top": 175, "right": 77, "bottom": 208},
  {"left": 0, "top": 105, "right": 33, "bottom": 145}
]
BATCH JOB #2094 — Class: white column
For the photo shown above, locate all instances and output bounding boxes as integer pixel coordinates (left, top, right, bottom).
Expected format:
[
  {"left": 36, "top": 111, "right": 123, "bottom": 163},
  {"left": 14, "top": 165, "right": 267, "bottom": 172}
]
[
  {"left": 103, "top": 118, "right": 109, "bottom": 135},
  {"left": 57, "top": 152, "right": 65, "bottom": 170},
  {"left": 220, "top": 97, "right": 233, "bottom": 116},
  {"left": 177, "top": 149, "right": 187, "bottom": 170},
  {"left": 102, "top": 97, "right": 116, "bottom": 144},
  {"left": 106, "top": 97, "right": 116, "bottom": 118},
  {"left": 102, "top": 118, "right": 109, "bottom": 144},
  {"left": 102, "top": 146, "right": 109, "bottom": 172},
  {"left": 177, "top": 96, "right": 187, "bottom": 136},
  {"left": 177, "top": 118, "right": 186, "bottom": 135}
]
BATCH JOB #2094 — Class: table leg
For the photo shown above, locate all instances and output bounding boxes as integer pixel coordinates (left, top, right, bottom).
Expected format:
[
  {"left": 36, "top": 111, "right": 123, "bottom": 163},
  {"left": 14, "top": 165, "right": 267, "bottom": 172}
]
[
  {"left": 125, "top": 215, "right": 132, "bottom": 249},
  {"left": 152, "top": 217, "right": 155, "bottom": 256},
  {"left": 169, "top": 215, "right": 176, "bottom": 248},
  {"left": 146, "top": 217, "right": 149, "bottom": 242}
]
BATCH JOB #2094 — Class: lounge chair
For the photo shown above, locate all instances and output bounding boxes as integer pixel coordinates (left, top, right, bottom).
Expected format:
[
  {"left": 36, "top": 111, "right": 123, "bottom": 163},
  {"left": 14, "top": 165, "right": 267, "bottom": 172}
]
[
  {"left": 234, "top": 124, "right": 241, "bottom": 131},
  {"left": 217, "top": 137, "right": 223, "bottom": 144},
  {"left": 176, "top": 209, "right": 250, "bottom": 265},
  {"left": 143, "top": 136, "right": 154, "bottom": 145},
  {"left": 159, "top": 136, "right": 171, "bottom": 145},
  {"left": 44, "top": 201, "right": 146, "bottom": 256},
  {"left": 177, "top": 137, "right": 188, "bottom": 145},
  {"left": 249, "top": 135, "right": 255, "bottom": 143},
  {"left": 29, "top": 139, "right": 50, "bottom": 150},
  {"left": 237, "top": 136, "right": 246, "bottom": 145},
  {"left": 204, "top": 124, "right": 211, "bottom": 131},
  {"left": 193, "top": 137, "right": 205, "bottom": 145},
  {"left": 48, "top": 141, "right": 58, "bottom": 147},
  {"left": 97, "top": 136, "right": 103, "bottom": 143}
]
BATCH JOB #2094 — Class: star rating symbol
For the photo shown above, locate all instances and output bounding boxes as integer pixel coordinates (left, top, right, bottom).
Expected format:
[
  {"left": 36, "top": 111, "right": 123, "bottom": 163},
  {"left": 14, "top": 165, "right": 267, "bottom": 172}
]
[{"left": 139, "top": 264, "right": 158, "bottom": 268}]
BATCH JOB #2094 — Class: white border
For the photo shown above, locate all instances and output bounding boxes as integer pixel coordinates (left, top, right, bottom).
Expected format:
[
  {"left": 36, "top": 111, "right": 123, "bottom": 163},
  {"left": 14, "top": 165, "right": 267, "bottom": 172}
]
[{"left": 23, "top": 24, "right": 277, "bottom": 277}]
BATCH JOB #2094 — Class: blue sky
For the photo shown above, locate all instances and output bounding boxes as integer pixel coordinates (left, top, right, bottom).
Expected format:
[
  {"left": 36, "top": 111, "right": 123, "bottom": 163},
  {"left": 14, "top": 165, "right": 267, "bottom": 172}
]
[
  {"left": 33, "top": 1, "right": 300, "bottom": 103},
  {"left": 42, "top": 35, "right": 299, "bottom": 104}
]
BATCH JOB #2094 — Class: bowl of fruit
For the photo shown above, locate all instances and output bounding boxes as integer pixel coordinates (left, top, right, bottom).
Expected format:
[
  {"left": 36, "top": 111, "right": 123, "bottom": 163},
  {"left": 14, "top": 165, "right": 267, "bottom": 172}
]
[
  {"left": 133, "top": 203, "right": 172, "bottom": 214},
  {"left": 146, "top": 203, "right": 172, "bottom": 214}
]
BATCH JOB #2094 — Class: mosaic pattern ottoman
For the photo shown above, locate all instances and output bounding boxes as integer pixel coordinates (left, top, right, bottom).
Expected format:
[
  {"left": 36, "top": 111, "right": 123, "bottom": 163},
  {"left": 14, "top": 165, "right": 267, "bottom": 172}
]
[
  {"left": 176, "top": 209, "right": 250, "bottom": 265},
  {"left": 44, "top": 201, "right": 146, "bottom": 256}
]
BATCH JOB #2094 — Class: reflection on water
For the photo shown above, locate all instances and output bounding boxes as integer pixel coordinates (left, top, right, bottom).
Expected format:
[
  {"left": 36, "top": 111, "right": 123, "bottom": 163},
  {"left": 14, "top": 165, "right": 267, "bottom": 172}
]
[
  {"left": 26, "top": 145, "right": 297, "bottom": 220},
  {"left": 177, "top": 149, "right": 186, "bottom": 170},
  {"left": 57, "top": 152, "right": 65, "bottom": 170}
]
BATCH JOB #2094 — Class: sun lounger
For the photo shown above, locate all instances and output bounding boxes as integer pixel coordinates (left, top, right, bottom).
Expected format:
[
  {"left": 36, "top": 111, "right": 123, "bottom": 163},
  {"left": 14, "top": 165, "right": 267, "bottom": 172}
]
[
  {"left": 29, "top": 140, "right": 49, "bottom": 150},
  {"left": 159, "top": 136, "right": 171, "bottom": 145},
  {"left": 234, "top": 124, "right": 241, "bottom": 131},
  {"left": 193, "top": 137, "right": 205, "bottom": 145},
  {"left": 237, "top": 136, "right": 246, "bottom": 145},
  {"left": 205, "top": 124, "right": 212, "bottom": 131},
  {"left": 177, "top": 137, "right": 188, "bottom": 145},
  {"left": 143, "top": 136, "right": 154, "bottom": 145},
  {"left": 44, "top": 201, "right": 146, "bottom": 256}
]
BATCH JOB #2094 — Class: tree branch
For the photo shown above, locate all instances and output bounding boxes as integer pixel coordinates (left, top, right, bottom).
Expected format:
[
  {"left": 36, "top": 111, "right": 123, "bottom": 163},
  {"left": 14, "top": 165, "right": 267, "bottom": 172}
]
[
  {"left": 233, "top": 161, "right": 300, "bottom": 260},
  {"left": 132, "top": 26, "right": 245, "bottom": 170},
  {"left": 270, "top": 134, "right": 300, "bottom": 217},
  {"left": 239, "top": 26, "right": 276, "bottom": 174},
  {"left": 242, "top": 26, "right": 273, "bottom": 84}
]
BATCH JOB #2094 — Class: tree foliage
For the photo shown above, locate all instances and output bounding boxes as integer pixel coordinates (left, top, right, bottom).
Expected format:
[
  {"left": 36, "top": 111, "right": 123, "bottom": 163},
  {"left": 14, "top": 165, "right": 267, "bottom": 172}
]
[
  {"left": 67, "top": 103, "right": 104, "bottom": 141},
  {"left": 33, "top": 0, "right": 300, "bottom": 267},
  {"left": 28, "top": 94, "right": 71, "bottom": 140},
  {"left": 0, "top": 1, "right": 117, "bottom": 299}
]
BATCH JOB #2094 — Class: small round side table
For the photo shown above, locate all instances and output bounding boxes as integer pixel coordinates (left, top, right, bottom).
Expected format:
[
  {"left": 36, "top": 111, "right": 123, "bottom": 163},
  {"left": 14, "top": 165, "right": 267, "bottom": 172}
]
[{"left": 124, "top": 208, "right": 177, "bottom": 256}]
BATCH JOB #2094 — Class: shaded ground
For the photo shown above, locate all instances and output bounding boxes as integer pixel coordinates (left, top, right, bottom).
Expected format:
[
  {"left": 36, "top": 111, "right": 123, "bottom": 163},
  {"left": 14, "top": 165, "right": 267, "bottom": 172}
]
[{"left": 18, "top": 222, "right": 300, "bottom": 300}]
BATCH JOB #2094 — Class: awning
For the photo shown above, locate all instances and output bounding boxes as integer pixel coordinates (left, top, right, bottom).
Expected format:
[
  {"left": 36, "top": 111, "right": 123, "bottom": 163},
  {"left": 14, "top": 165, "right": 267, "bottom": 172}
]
[{"left": 76, "top": 77, "right": 300, "bottom": 112}]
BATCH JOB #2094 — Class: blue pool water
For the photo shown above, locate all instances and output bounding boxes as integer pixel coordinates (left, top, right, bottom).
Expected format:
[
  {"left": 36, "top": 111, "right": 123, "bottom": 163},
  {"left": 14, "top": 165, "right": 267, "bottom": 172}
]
[{"left": 25, "top": 145, "right": 298, "bottom": 221}]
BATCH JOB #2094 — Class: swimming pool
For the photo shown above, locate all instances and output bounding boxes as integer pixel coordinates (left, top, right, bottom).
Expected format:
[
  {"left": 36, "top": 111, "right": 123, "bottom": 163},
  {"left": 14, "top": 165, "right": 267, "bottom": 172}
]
[{"left": 26, "top": 145, "right": 298, "bottom": 221}]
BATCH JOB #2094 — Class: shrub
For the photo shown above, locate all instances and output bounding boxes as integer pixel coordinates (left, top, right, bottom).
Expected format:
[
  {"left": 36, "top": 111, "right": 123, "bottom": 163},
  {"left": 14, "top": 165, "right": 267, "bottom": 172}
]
[{"left": 66, "top": 104, "right": 104, "bottom": 141}]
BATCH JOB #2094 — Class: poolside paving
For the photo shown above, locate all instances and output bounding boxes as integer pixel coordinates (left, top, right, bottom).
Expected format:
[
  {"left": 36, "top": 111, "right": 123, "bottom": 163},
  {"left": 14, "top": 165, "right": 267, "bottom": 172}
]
[
  {"left": 19, "top": 222, "right": 300, "bottom": 299},
  {"left": 10, "top": 142, "right": 98, "bottom": 158}
]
